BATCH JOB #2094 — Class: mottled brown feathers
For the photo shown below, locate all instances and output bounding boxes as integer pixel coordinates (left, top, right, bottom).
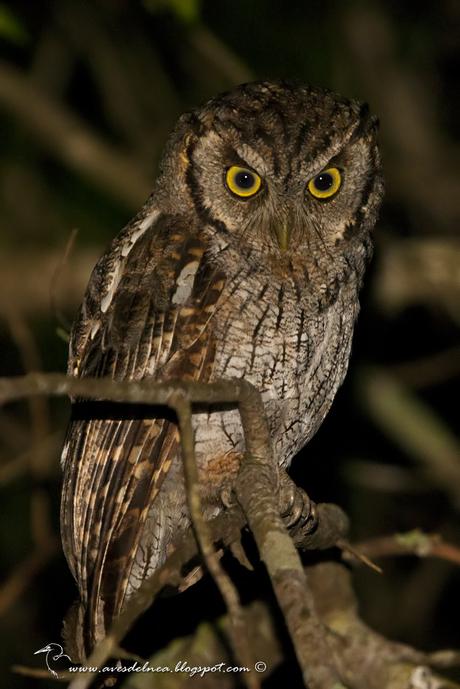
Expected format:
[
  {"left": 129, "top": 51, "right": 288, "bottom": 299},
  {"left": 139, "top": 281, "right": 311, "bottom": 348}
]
[
  {"left": 61, "top": 80, "right": 383, "bottom": 658},
  {"left": 61, "top": 216, "right": 226, "bottom": 653}
]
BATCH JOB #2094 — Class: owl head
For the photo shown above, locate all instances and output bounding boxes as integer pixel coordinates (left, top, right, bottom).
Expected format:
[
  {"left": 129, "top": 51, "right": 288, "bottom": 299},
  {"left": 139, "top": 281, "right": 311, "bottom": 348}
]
[{"left": 156, "top": 81, "right": 383, "bottom": 264}]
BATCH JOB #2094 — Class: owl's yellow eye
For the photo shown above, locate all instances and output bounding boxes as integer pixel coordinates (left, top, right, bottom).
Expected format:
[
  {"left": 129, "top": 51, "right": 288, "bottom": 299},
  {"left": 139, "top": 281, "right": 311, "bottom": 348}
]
[
  {"left": 307, "top": 167, "right": 342, "bottom": 199},
  {"left": 225, "top": 166, "right": 262, "bottom": 198}
]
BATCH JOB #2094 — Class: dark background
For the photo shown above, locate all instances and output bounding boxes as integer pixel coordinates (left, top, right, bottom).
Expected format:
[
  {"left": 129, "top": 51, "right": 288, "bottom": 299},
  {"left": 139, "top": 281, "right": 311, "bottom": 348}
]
[{"left": 0, "top": 1, "right": 459, "bottom": 687}]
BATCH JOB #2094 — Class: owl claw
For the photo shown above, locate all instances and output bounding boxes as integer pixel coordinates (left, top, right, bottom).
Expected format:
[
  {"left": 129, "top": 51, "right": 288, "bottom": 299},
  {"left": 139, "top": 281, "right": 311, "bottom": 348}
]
[
  {"left": 279, "top": 472, "right": 318, "bottom": 534},
  {"left": 220, "top": 485, "right": 237, "bottom": 509}
]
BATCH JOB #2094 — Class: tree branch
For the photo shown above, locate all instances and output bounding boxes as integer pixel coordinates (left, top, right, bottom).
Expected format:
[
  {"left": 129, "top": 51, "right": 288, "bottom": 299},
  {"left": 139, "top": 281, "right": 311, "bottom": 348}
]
[
  {"left": 3, "top": 372, "right": 458, "bottom": 689},
  {"left": 235, "top": 388, "right": 343, "bottom": 688},
  {"left": 1, "top": 373, "right": 346, "bottom": 689}
]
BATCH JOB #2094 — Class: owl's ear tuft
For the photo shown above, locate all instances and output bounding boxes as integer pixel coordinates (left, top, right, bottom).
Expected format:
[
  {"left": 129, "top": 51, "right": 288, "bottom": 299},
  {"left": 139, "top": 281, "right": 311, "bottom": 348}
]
[{"left": 353, "top": 104, "right": 380, "bottom": 141}]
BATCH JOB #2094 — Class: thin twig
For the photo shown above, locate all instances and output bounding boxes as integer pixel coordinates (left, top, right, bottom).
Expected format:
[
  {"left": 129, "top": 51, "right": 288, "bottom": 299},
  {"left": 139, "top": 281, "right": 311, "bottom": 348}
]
[
  {"left": 346, "top": 530, "right": 460, "bottom": 567},
  {"left": 173, "top": 392, "right": 258, "bottom": 689},
  {"left": 0, "top": 372, "right": 253, "bottom": 408},
  {"left": 12, "top": 665, "right": 69, "bottom": 681},
  {"left": 49, "top": 227, "right": 79, "bottom": 334},
  {"left": 337, "top": 538, "right": 383, "bottom": 574}
]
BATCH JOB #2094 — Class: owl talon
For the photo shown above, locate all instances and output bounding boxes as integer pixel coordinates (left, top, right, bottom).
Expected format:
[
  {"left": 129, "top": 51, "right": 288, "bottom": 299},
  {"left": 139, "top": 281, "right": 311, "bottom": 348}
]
[
  {"left": 303, "top": 500, "right": 319, "bottom": 535},
  {"left": 220, "top": 485, "right": 237, "bottom": 509},
  {"left": 279, "top": 472, "right": 314, "bottom": 530}
]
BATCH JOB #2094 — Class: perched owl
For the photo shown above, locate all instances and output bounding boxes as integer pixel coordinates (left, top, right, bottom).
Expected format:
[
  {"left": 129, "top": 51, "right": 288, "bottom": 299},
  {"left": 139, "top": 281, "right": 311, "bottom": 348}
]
[{"left": 60, "top": 81, "right": 383, "bottom": 657}]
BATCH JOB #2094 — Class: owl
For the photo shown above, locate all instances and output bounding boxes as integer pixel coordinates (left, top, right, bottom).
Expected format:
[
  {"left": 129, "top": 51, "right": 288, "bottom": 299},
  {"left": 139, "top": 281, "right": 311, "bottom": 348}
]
[{"left": 60, "top": 81, "right": 383, "bottom": 658}]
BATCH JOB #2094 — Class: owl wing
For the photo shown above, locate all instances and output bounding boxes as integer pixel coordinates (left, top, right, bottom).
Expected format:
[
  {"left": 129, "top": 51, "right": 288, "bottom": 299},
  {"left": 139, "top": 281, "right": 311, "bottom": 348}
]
[{"left": 60, "top": 211, "right": 226, "bottom": 650}]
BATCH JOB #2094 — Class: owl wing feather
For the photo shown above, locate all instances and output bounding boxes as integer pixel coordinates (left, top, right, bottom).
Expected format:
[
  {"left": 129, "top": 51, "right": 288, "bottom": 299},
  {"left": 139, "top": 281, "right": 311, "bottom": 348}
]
[{"left": 60, "top": 212, "right": 226, "bottom": 651}]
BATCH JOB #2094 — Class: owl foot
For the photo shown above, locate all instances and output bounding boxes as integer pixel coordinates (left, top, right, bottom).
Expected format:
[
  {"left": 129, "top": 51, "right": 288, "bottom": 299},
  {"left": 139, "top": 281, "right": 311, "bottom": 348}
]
[
  {"left": 279, "top": 471, "right": 318, "bottom": 535},
  {"left": 220, "top": 484, "right": 237, "bottom": 509}
]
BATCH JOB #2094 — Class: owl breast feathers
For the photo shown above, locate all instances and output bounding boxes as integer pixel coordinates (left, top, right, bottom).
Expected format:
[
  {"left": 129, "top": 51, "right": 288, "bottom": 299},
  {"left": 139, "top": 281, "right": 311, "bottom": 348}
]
[{"left": 60, "top": 80, "right": 384, "bottom": 657}]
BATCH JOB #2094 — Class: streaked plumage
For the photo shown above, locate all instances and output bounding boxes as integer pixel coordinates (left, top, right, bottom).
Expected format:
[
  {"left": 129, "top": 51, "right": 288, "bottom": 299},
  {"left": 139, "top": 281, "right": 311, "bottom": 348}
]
[{"left": 60, "top": 81, "right": 383, "bottom": 658}]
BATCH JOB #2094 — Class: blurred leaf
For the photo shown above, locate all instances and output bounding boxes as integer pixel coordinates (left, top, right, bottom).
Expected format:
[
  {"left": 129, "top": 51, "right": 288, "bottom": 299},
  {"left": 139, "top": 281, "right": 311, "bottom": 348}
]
[
  {"left": 0, "top": 4, "right": 28, "bottom": 44},
  {"left": 55, "top": 327, "right": 70, "bottom": 344},
  {"left": 143, "top": 0, "right": 201, "bottom": 24},
  {"left": 395, "top": 529, "right": 435, "bottom": 558}
]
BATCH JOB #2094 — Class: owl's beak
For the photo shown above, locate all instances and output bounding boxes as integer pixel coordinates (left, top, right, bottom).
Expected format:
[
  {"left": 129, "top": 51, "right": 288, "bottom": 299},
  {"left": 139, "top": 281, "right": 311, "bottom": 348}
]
[{"left": 274, "top": 220, "right": 290, "bottom": 252}]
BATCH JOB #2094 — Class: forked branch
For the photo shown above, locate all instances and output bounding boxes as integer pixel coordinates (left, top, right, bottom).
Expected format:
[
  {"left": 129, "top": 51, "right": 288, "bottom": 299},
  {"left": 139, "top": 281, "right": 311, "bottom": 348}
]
[{"left": 1, "top": 373, "right": 341, "bottom": 687}]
